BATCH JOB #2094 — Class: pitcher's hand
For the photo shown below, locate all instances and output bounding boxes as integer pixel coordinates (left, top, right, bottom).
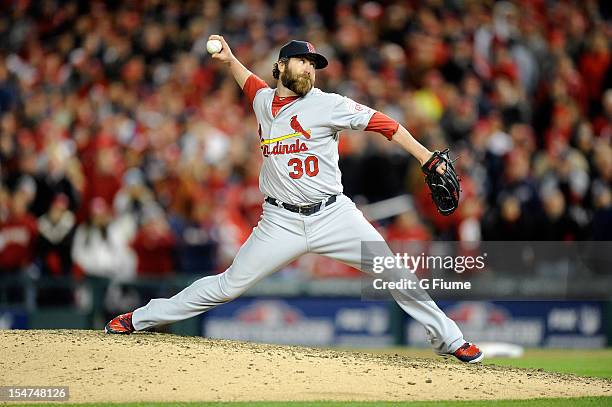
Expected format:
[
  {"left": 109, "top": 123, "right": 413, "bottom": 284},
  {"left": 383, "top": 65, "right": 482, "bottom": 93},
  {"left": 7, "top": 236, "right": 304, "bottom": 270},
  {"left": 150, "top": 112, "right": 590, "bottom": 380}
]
[{"left": 209, "top": 35, "right": 234, "bottom": 64}]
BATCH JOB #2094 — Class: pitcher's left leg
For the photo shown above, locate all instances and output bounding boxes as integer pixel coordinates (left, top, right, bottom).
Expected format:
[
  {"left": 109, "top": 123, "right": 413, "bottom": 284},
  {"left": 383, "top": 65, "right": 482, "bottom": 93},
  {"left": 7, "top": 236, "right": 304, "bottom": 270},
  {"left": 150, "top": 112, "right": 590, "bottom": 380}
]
[{"left": 307, "top": 195, "right": 465, "bottom": 354}]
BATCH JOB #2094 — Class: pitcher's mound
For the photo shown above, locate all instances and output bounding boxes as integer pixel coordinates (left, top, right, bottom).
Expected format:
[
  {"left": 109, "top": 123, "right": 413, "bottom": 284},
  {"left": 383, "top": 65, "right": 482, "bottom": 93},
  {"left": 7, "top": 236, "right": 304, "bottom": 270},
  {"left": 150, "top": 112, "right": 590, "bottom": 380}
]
[{"left": 0, "top": 330, "right": 610, "bottom": 403}]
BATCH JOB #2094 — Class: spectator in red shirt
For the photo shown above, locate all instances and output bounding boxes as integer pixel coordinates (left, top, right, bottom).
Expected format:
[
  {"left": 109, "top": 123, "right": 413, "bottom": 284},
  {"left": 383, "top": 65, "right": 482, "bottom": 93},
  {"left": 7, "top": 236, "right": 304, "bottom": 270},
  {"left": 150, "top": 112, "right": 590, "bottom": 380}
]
[
  {"left": 131, "top": 204, "right": 176, "bottom": 276},
  {"left": 386, "top": 209, "right": 432, "bottom": 274},
  {"left": 0, "top": 189, "right": 38, "bottom": 273},
  {"left": 579, "top": 30, "right": 611, "bottom": 111},
  {"left": 386, "top": 209, "right": 432, "bottom": 243},
  {"left": 78, "top": 137, "right": 123, "bottom": 221}
]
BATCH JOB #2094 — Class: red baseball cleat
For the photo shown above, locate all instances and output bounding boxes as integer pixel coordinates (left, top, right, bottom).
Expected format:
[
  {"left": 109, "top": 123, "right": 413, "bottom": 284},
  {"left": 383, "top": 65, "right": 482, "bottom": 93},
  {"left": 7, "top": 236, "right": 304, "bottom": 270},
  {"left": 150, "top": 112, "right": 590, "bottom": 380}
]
[
  {"left": 451, "top": 342, "right": 483, "bottom": 363},
  {"left": 104, "top": 312, "right": 135, "bottom": 334}
]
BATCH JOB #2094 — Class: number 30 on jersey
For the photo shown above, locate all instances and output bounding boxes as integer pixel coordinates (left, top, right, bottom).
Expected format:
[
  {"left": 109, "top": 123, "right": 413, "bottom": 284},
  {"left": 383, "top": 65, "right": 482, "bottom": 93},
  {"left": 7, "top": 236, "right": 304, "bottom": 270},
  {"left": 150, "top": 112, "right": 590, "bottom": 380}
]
[{"left": 288, "top": 156, "right": 319, "bottom": 179}]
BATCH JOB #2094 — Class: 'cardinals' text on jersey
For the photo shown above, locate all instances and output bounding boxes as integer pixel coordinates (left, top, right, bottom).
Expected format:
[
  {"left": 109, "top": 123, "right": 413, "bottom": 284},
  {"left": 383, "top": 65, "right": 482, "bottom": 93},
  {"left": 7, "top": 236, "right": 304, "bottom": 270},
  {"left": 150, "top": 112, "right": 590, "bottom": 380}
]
[{"left": 251, "top": 85, "right": 375, "bottom": 205}]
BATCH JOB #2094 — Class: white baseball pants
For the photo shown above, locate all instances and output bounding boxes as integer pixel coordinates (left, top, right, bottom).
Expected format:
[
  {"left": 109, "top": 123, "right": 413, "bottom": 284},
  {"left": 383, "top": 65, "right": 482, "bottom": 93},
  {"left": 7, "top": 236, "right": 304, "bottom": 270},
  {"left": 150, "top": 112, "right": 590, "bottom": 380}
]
[{"left": 132, "top": 194, "right": 465, "bottom": 353}]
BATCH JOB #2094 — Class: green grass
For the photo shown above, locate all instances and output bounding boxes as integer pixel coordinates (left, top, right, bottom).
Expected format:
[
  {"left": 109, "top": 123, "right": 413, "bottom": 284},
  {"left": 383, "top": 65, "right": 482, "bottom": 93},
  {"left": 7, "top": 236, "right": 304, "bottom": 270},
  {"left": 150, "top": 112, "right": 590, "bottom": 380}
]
[
  {"left": 346, "top": 347, "right": 612, "bottom": 379},
  {"left": 483, "top": 348, "right": 612, "bottom": 379},
  {"left": 12, "top": 397, "right": 612, "bottom": 406}
]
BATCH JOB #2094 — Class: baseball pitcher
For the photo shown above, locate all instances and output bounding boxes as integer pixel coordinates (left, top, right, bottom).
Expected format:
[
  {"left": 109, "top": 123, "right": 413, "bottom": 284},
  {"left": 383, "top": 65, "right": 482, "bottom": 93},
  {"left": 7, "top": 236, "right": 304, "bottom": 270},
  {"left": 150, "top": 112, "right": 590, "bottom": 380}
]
[{"left": 105, "top": 36, "right": 482, "bottom": 363}]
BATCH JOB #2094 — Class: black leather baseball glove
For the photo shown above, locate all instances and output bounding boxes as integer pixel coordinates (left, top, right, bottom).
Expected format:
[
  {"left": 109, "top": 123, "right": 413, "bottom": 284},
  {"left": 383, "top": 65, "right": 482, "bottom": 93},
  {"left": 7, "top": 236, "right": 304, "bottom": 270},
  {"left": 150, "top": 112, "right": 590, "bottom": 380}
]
[{"left": 421, "top": 149, "right": 461, "bottom": 216}]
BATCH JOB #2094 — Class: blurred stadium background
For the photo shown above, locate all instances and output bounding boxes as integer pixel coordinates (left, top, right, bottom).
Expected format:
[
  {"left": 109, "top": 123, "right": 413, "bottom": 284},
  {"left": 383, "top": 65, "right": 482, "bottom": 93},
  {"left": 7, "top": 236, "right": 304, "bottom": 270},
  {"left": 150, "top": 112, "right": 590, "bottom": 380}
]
[{"left": 0, "top": 0, "right": 611, "bottom": 349}]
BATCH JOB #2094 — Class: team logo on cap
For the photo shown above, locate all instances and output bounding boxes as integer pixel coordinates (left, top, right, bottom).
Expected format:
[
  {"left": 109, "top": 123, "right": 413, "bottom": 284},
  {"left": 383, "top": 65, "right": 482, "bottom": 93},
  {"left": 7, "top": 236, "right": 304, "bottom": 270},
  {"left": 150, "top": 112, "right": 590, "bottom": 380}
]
[{"left": 306, "top": 42, "right": 316, "bottom": 53}]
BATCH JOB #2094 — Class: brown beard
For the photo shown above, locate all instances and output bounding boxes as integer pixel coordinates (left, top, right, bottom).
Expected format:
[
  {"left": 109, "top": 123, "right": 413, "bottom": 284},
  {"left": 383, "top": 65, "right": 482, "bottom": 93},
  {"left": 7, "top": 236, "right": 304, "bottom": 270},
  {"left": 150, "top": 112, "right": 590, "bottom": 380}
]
[{"left": 280, "top": 67, "right": 313, "bottom": 97}]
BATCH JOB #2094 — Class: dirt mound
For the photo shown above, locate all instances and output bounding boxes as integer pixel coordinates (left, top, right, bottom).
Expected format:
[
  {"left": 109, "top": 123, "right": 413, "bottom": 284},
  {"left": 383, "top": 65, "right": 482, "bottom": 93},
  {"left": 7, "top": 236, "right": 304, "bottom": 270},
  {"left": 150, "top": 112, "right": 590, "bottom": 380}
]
[{"left": 0, "top": 330, "right": 610, "bottom": 403}]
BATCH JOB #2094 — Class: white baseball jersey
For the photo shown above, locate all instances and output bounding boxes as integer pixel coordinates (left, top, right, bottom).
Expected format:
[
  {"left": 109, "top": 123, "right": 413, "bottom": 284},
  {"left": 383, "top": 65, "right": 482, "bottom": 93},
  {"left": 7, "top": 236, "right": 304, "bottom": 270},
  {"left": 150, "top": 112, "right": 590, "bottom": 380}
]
[
  {"left": 130, "top": 74, "right": 467, "bottom": 356},
  {"left": 252, "top": 87, "right": 375, "bottom": 205}
]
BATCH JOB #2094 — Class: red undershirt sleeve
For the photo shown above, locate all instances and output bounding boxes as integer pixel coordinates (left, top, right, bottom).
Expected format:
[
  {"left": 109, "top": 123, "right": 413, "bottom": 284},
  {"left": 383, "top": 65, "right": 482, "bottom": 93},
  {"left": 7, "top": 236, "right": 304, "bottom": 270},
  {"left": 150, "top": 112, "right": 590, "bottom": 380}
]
[
  {"left": 243, "top": 74, "right": 269, "bottom": 105},
  {"left": 365, "top": 112, "right": 400, "bottom": 141}
]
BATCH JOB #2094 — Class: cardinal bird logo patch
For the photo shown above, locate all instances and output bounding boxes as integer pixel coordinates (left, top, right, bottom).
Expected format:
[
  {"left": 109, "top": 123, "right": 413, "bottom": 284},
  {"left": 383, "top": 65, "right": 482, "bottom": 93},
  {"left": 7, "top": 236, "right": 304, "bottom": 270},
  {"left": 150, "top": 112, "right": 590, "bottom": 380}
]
[
  {"left": 290, "top": 115, "right": 311, "bottom": 139},
  {"left": 259, "top": 115, "right": 312, "bottom": 156}
]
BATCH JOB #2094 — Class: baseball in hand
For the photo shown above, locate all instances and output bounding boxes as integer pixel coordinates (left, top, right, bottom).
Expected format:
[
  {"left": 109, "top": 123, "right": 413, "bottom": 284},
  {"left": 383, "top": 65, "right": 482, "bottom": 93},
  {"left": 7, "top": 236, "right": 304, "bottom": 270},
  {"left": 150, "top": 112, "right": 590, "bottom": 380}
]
[{"left": 206, "top": 39, "right": 223, "bottom": 54}]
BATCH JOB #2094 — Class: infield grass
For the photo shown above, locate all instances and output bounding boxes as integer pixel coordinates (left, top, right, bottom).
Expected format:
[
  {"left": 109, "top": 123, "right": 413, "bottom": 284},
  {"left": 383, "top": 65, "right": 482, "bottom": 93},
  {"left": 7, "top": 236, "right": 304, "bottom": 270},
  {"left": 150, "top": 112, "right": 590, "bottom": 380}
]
[
  {"left": 483, "top": 348, "right": 612, "bottom": 378},
  {"left": 351, "top": 347, "right": 612, "bottom": 379},
  {"left": 13, "top": 397, "right": 612, "bottom": 406}
]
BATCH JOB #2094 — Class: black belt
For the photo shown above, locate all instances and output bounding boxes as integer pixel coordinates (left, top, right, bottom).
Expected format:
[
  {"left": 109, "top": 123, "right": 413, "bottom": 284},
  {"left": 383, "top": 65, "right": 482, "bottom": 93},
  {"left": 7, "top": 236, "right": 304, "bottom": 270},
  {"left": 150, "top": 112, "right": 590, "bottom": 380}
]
[{"left": 265, "top": 195, "right": 337, "bottom": 216}]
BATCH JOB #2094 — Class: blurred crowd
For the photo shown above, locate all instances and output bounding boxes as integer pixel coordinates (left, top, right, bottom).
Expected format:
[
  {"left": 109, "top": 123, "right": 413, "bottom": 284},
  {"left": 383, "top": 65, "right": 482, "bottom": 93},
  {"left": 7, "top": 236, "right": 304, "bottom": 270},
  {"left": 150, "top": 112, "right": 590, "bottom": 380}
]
[{"left": 0, "top": 0, "right": 611, "bottom": 282}]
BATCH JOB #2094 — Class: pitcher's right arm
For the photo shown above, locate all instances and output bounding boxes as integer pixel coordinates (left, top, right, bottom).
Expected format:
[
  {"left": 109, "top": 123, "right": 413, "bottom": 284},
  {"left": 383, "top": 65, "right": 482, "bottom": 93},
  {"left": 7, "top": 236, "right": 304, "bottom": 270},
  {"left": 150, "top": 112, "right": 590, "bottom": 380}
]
[
  {"left": 208, "top": 35, "right": 252, "bottom": 90},
  {"left": 209, "top": 34, "right": 269, "bottom": 106}
]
